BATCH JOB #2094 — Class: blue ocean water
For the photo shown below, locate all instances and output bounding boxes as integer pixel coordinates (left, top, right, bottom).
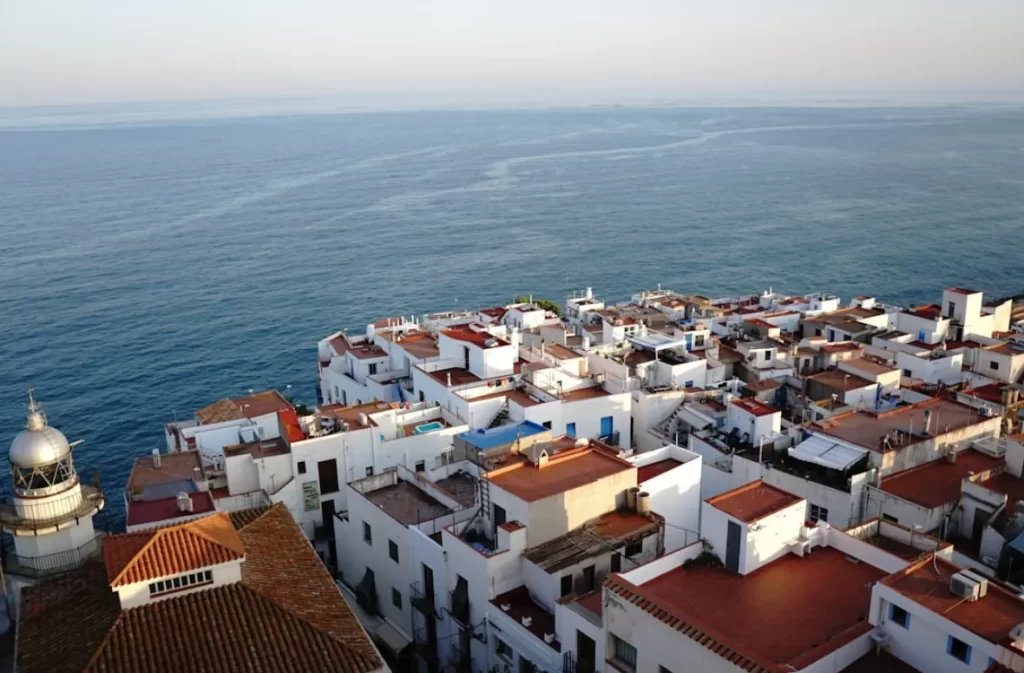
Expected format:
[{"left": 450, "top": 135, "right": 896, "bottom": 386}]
[{"left": 1, "top": 105, "right": 1023, "bottom": 525}]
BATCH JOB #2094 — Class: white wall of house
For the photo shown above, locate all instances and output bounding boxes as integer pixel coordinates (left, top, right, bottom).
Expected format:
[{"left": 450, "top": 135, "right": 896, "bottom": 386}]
[
  {"left": 896, "top": 350, "right": 964, "bottom": 386},
  {"left": 633, "top": 445, "right": 703, "bottom": 550},
  {"left": 871, "top": 582, "right": 1001, "bottom": 673},
  {"left": 864, "top": 486, "right": 950, "bottom": 534},
  {"left": 555, "top": 600, "right": 604, "bottom": 673}
]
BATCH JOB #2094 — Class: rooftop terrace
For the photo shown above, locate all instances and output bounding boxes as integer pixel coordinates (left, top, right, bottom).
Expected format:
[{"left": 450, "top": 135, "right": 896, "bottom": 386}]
[
  {"left": 606, "top": 546, "right": 884, "bottom": 671},
  {"left": 879, "top": 448, "right": 1003, "bottom": 509},
  {"left": 706, "top": 481, "right": 803, "bottom": 523},
  {"left": 815, "top": 398, "right": 993, "bottom": 452},
  {"left": 364, "top": 481, "right": 454, "bottom": 526},
  {"left": 485, "top": 445, "right": 634, "bottom": 502}
]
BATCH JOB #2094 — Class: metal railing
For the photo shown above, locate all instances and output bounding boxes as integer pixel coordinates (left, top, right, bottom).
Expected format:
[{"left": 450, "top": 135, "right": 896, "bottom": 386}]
[
  {"left": 410, "top": 580, "right": 437, "bottom": 618},
  {"left": 0, "top": 473, "right": 105, "bottom": 533},
  {"left": 1, "top": 532, "right": 104, "bottom": 579}
]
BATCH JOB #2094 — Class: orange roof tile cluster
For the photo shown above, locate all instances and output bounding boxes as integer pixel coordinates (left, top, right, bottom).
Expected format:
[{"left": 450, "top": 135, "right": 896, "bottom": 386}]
[
  {"left": 196, "top": 390, "right": 295, "bottom": 425},
  {"left": 879, "top": 449, "right": 1004, "bottom": 509},
  {"left": 486, "top": 446, "right": 634, "bottom": 502},
  {"left": 604, "top": 547, "right": 883, "bottom": 673},
  {"left": 104, "top": 512, "right": 245, "bottom": 587},
  {"left": 706, "top": 481, "right": 803, "bottom": 523},
  {"left": 18, "top": 505, "right": 381, "bottom": 673}
]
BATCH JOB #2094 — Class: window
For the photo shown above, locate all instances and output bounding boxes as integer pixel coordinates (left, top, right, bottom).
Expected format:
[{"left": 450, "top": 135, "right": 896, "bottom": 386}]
[
  {"left": 566, "top": 422, "right": 576, "bottom": 438},
  {"left": 419, "top": 390, "right": 425, "bottom": 402},
  {"left": 610, "top": 635, "right": 637, "bottom": 672},
  {"left": 365, "top": 466, "right": 374, "bottom": 477},
  {"left": 684, "top": 380, "right": 693, "bottom": 388},
  {"left": 363, "top": 521, "right": 372, "bottom": 545},
  {"left": 611, "top": 553, "right": 621, "bottom": 572},
  {"left": 694, "top": 335, "right": 705, "bottom": 348},
  {"left": 415, "top": 460, "right": 425, "bottom": 472},
  {"left": 947, "top": 635, "right": 971, "bottom": 664},
  {"left": 369, "top": 363, "right": 378, "bottom": 376},
  {"left": 389, "top": 540, "right": 399, "bottom": 563},
  {"left": 883, "top": 513, "right": 899, "bottom": 523},
  {"left": 990, "top": 361, "right": 1000, "bottom": 371},
  {"left": 317, "top": 459, "right": 340, "bottom": 494},
  {"left": 560, "top": 574, "right": 573, "bottom": 597},
  {"left": 889, "top": 603, "right": 910, "bottom": 629},
  {"left": 496, "top": 637, "right": 513, "bottom": 662},
  {"left": 297, "top": 461, "right": 306, "bottom": 475},
  {"left": 903, "top": 369, "right": 912, "bottom": 377},
  {"left": 948, "top": 301, "right": 956, "bottom": 317},
  {"left": 828, "top": 330, "right": 836, "bottom": 342},
  {"left": 582, "top": 565, "right": 596, "bottom": 592},
  {"left": 542, "top": 421, "right": 552, "bottom": 429},
  {"left": 624, "top": 541, "right": 642, "bottom": 557},
  {"left": 392, "top": 587, "right": 402, "bottom": 609},
  {"left": 148, "top": 569, "right": 213, "bottom": 596},
  {"left": 810, "top": 504, "right": 829, "bottom": 523}
]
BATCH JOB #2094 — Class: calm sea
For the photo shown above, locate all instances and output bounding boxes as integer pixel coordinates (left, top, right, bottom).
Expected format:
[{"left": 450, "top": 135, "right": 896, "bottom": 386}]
[{"left": 1, "top": 104, "right": 1023, "bottom": 525}]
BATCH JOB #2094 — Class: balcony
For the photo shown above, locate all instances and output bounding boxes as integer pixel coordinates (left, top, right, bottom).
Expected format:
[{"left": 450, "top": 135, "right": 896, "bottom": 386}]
[
  {"left": 0, "top": 479, "right": 105, "bottom": 535},
  {"left": 410, "top": 581, "right": 437, "bottom": 618},
  {"left": 1, "top": 532, "right": 104, "bottom": 579}
]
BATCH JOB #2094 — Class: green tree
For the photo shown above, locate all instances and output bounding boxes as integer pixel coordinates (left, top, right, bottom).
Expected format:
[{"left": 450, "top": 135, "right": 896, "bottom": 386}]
[{"left": 513, "top": 296, "right": 561, "bottom": 316}]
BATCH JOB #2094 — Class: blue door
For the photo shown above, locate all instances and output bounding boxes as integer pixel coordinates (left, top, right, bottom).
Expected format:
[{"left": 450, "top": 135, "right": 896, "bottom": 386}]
[
  {"left": 566, "top": 423, "right": 577, "bottom": 438},
  {"left": 726, "top": 521, "right": 741, "bottom": 572},
  {"left": 600, "top": 416, "right": 613, "bottom": 437}
]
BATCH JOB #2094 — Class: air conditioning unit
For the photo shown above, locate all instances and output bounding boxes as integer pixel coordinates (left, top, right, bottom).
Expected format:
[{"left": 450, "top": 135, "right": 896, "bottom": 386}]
[
  {"left": 960, "top": 569, "right": 990, "bottom": 597},
  {"left": 950, "top": 573, "right": 982, "bottom": 602}
]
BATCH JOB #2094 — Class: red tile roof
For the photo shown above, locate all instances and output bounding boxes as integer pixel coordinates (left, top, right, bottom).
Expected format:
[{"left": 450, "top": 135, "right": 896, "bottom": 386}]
[
  {"left": 637, "top": 459, "right": 683, "bottom": 483},
  {"left": 706, "top": 481, "right": 803, "bottom": 523},
  {"left": 731, "top": 398, "right": 779, "bottom": 417},
  {"left": 883, "top": 555, "right": 1024, "bottom": 646},
  {"left": 125, "top": 492, "right": 217, "bottom": 527},
  {"left": 964, "top": 382, "right": 1010, "bottom": 404},
  {"left": 880, "top": 449, "right": 1004, "bottom": 509},
  {"left": 104, "top": 512, "right": 245, "bottom": 587},
  {"left": 948, "top": 287, "right": 980, "bottom": 295},
  {"left": 820, "top": 342, "right": 863, "bottom": 354},
  {"left": 604, "top": 547, "right": 883, "bottom": 672},
  {"left": 442, "top": 326, "right": 510, "bottom": 348},
  {"left": 486, "top": 447, "right": 634, "bottom": 502},
  {"left": 17, "top": 505, "right": 381, "bottom": 673}
]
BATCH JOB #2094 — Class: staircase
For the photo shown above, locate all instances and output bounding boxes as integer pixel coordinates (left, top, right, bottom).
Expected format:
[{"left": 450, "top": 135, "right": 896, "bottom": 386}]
[
  {"left": 653, "top": 402, "right": 685, "bottom": 440},
  {"left": 487, "top": 402, "right": 510, "bottom": 429}
]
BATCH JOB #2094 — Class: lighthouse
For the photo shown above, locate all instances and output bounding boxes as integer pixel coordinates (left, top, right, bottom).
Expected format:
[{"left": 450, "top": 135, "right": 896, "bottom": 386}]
[{"left": 0, "top": 392, "right": 105, "bottom": 585}]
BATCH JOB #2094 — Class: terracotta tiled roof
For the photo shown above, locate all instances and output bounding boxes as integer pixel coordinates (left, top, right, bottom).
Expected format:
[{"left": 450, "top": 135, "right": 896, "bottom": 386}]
[
  {"left": 18, "top": 504, "right": 381, "bottom": 673},
  {"left": 105, "top": 512, "right": 245, "bottom": 587},
  {"left": 195, "top": 398, "right": 245, "bottom": 425}
]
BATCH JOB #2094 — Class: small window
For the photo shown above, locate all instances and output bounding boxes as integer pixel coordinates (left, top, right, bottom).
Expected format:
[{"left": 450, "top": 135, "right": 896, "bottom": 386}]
[
  {"left": 889, "top": 603, "right": 909, "bottom": 629},
  {"left": 419, "top": 390, "right": 425, "bottom": 402},
  {"left": 684, "top": 380, "right": 693, "bottom": 388},
  {"left": 947, "top": 301, "right": 956, "bottom": 316},
  {"left": 694, "top": 335, "right": 705, "bottom": 348},
  {"left": 365, "top": 466, "right": 374, "bottom": 477},
  {"left": 389, "top": 540, "right": 400, "bottom": 563},
  {"left": 415, "top": 460, "right": 425, "bottom": 472},
  {"left": 948, "top": 635, "right": 970, "bottom": 664},
  {"left": 903, "top": 369, "right": 912, "bottom": 377},
  {"left": 610, "top": 635, "right": 637, "bottom": 672},
  {"left": 624, "top": 541, "right": 642, "bottom": 557},
  {"left": 205, "top": 570, "right": 213, "bottom": 582},
  {"left": 496, "top": 637, "right": 513, "bottom": 662},
  {"left": 297, "top": 461, "right": 306, "bottom": 475},
  {"left": 883, "top": 513, "right": 899, "bottom": 523},
  {"left": 810, "top": 504, "right": 829, "bottom": 524},
  {"left": 560, "top": 574, "right": 573, "bottom": 597},
  {"left": 542, "top": 421, "right": 552, "bottom": 429},
  {"left": 392, "top": 587, "right": 402, "bottom": 609},
  {"left": 611, "top": 553, "right": 621, "bottom": 573},
  {"left": 363, "top": 522, "right": 372, "bottom": 545},
  {"left": 990, "top": 361, "right": 999, "bottom": 371}
]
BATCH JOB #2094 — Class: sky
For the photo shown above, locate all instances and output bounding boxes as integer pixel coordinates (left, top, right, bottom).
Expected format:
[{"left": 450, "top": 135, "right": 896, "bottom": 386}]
[{"left": 2, "top": 0, "right": 1023, "bottom": 108}]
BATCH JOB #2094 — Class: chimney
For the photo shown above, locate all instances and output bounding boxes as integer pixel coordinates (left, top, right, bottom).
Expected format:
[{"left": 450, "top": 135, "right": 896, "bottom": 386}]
[
  {"left": 176, "top": 491, "right": 193, "bottom": 513},
  {"left": 924, "top": 409, "right": 933, "bottom": 435},
  {"left": 446, "top": 372, "right": 452, "bottom": 387},
  {"left": 152, "top": 449, "right": 161, "bottom": 469}
]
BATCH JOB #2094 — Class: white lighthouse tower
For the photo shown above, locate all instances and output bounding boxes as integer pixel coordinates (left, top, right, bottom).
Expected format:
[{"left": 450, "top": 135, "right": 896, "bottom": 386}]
[{"left": 0, "top": 392, "right": 105, "bottom": 583}]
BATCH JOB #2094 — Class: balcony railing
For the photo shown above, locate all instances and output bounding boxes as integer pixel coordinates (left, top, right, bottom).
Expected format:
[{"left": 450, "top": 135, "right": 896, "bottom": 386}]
[
  {"left": 0, "top": 474, "right": 105, "bottom": 533},
  {"left": 410, "top": 581, "right": 437, "bottom": 618},
  {"left": 1, "top": 532, "right": 104, "bottom": 579}
]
